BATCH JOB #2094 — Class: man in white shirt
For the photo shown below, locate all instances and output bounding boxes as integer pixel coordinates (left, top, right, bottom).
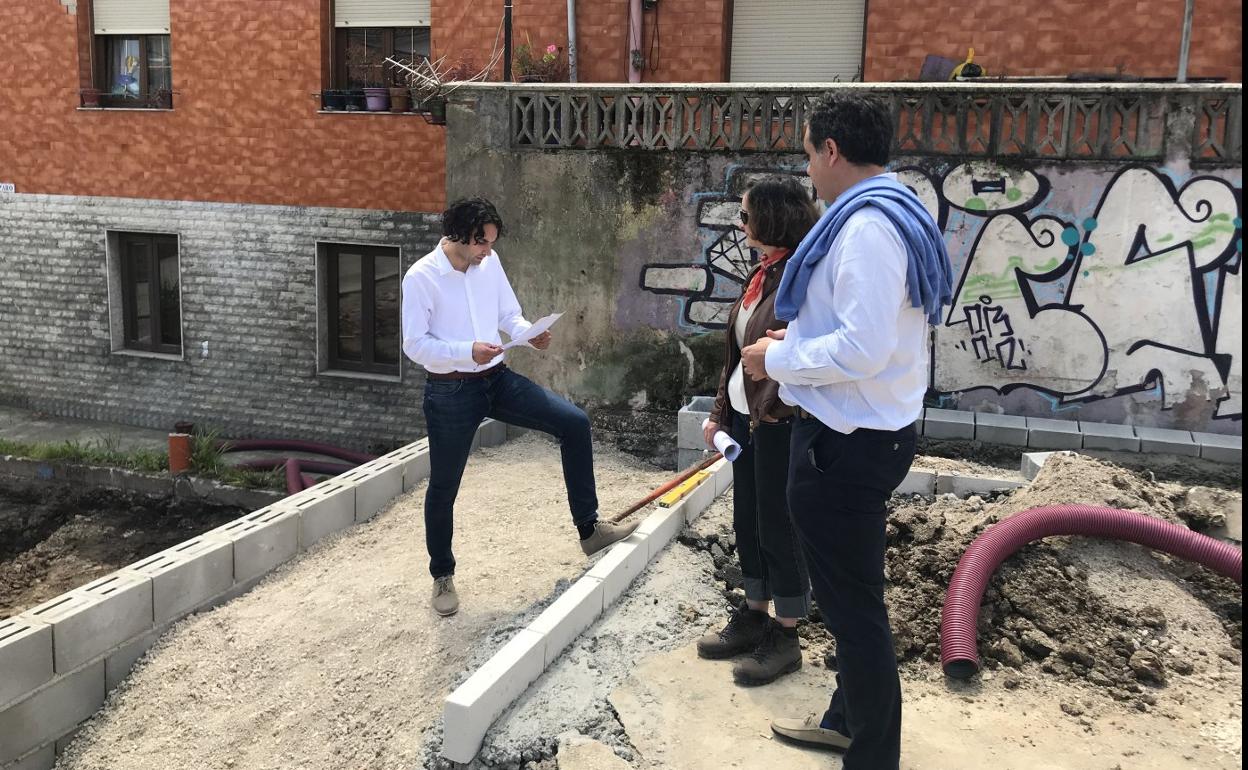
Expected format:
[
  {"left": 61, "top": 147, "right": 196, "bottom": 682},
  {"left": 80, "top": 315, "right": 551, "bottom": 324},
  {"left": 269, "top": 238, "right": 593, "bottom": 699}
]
[
  {"left": 740, "top": 94, "right": 952, "bottom": 770},
  {"left": 402, "top": 198, "right": 639, "bottom": 617}
]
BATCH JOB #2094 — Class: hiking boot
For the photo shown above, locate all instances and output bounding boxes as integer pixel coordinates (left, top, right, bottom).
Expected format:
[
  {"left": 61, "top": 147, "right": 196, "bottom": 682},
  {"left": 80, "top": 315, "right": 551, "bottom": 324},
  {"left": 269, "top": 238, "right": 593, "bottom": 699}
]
[
  {"left": 432, "top": 575, "right": 459, "bottom": 617},
  {"left": 770, "top": 713, "right": 852, "bottom": 751},
  {"left": 733, "top": 620, "right": 802, "bottom": 686},
  {"left": 696, "top": 606, "right": 769, "bottom": 660},
  {"left": 579, "top": 519, "right": 640, "bottom": 556}
]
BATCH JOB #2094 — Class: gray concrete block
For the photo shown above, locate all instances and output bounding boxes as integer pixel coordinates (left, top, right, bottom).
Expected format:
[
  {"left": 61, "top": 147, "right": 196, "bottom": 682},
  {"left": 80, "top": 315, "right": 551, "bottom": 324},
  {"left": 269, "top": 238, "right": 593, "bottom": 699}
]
[
  {"left": 1135, "top": 427, "right": 1200, "bottom": 457},
  {"left": 54, "top": 725, "right": 82, "bottom": 755},
  {"left": 896, "top": 469, "right": 936, "bottom": 496},
  {"left": 677, "top": 396, "right": 715, "bottom": 451},
  {"left": 0, "top": 618, "right": 53, "bottom": 709},
  {"left": 1079, "top": 421, "right": 1140, "bottom": 452},
  {"left": 527, "top": 576, "right": 604, "bottom": 668},
  {"left": 1026, "top": 417, "right": 1083, "bottom": 450},
  {"left": 204, "top": 505, "right": 299, "bottom": 584},
  {"left": 338, "top": 457, "right": 404, "bottom": 521},
  {"left": 475, "top": 418, "right": 507, "bottom": 448},
  {"left": 949, "top": 474, "right": 1026, "bottom": 497},
  {"left": 286, "top": 479, "right": 356, "bottom": 548},
  {"left": 378, "top": 443, "right": 432, "bottom": 491},
  {"left": 586, "top": 536, "right": 649, "bottom": 609},
  {"left": 1020, "top": 451, "right": 1076, "bottom": 481},
  {"left": 22, "top": 572, "right": 153, "bottom": 674},
  {"left": 677, "top": 447, "right": 711, "bottom": 472},
  {"left": 5, "top": 744, "right": 54, "bottom": 770},
  {"left": 123, "top": 538, "right": 233, "bottom": 625},
  {"left": 0, "top": 660, "right": 105, "bottom": 765},
  {"left": 922, "top": 408, "right": 975, "bottom": 440},
  {"left": 442, "top": 628, "right": 546, "bottom": 763},
  {"left": 973, "top": 413, "right": 1028, "bottom": 446},
  {"left": 1193, "top": 432, "right": 1242, "bottom": 464},
  {"left": 104, "top": 629, "right": 160, "bottom": 692}
]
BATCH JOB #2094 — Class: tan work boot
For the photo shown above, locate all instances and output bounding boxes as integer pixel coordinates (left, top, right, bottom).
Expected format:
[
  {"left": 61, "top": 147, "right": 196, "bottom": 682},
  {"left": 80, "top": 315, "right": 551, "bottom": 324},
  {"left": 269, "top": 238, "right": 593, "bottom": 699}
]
[
  {"left": 770, "top": 713, "right": 852, "bottom": 751},
  {"left": 579, "top": 519, "right": 640, "bottom": 556},
  {"left": 733, "top": 620, "right": 802, "bottom": 685},
  {"left": 432, "top": 575, "right": 459, "bottom": 616}
]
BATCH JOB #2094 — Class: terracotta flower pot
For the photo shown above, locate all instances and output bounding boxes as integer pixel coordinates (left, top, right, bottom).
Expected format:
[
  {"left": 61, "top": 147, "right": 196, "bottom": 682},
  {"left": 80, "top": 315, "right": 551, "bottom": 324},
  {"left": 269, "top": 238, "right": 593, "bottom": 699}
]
[{"left": 389, "top": 87, "right": 410, "bottom": 113}]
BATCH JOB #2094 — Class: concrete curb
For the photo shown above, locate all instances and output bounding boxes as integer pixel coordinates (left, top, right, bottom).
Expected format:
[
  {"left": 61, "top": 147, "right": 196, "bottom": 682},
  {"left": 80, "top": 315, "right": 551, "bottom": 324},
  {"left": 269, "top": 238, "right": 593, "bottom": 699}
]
[
  {"left": 0, "top": 419, "right": 506, "bottom": 770},
  {"left": 440, "top": 455, "right": 733, "bottom": 764}
]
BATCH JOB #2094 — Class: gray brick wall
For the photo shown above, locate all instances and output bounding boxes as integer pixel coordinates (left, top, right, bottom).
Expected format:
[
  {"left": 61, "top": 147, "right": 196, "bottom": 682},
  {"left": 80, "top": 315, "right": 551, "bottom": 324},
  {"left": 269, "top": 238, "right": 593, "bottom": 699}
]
[{"left": 0, "top": 194, "right": 442, "bottom": 451}]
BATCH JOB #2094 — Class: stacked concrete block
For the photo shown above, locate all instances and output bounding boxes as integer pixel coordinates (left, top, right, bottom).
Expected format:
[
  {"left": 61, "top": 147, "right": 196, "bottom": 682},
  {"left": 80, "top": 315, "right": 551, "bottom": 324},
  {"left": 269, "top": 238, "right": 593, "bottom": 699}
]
[
  {"left": 377, "top": 443, "right": 432, "bottom": 492},
  {"left": 204, "top": 504, "right": 300, "bottom": 583},
  {"left": 1135, "top": 427, "right": 1200, "bottom": 457},
  {"left": 104, "top": 629, "right": 160, "bottom": 691},
  {"left": 7, "top": 744, "right": 53, "bottom": 770},
  {"left": 122, "top": 538, "right": 233, "bottom": 625},
  {"left": 526, "top": 577, "right": 606, "bottom": 667},
  {"left": 633, "top": 505, "right": 687, "bottom": 561},
  {"left": 1193, "top": 432, "right": 1242, "bottom": 464},
  {"left": 23, "top": 572, "right": 153, "bottom": 673},
  {"left": 676, "top": 396, "right": 715, "bottom": 470},
  {"left": 1026, "top": 418, "right": 1083, "bottom": 449},
  {"left": 475, "top": 418, "right": 507, "bottom": 448},
  {"left": 0, "top": 619, "right": 53, "bottom": 708},
  {"left": 946, "top": 474, "right": 1026, "bottom": 497},
  {"left": 0, "top": 660, "right": 105, "bottom": 766},
  {"left": 442, "top": 629, "right": 546, "bottom": 763},
  {"left": 585, "top": 536, "right": 649, "bottom": 608},
  {"left": 284, "top": 478, "right": 356, "bottom": 547},
  {"left": 922, "top": 408, "right": 975, "bottom": 440},
  {"left": 1020, "top": 451, "right": 1071, "bottom": 481},
  {"left": 973, "top": 413, "right": 1028, "bottom": 446},
  {"left": 1080, "top": 421, "right": 1140, "bottom": 451},
  {"left": 897, "top": 468, "right": 937, "bottom": 495},
  {"left": 337, "top": 456, "right": 404, "bottom": 522}
]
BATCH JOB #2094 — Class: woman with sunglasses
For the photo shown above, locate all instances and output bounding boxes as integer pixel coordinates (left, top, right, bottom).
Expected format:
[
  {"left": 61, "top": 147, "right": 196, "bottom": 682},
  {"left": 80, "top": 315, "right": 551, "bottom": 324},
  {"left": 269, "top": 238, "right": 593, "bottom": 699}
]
[{"left": 698, "top": 175, "right": 820, "bottom": 685}]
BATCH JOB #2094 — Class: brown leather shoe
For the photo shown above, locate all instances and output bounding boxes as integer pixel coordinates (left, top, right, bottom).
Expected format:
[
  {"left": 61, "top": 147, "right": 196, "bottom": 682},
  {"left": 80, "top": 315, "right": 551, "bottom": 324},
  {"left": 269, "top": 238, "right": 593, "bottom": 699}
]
[
  {"left": 733, "top": 620, "right": 802, "bottom": 685},
  {"left": 696, "top": 606, "right": 769, "bottom": 660}
]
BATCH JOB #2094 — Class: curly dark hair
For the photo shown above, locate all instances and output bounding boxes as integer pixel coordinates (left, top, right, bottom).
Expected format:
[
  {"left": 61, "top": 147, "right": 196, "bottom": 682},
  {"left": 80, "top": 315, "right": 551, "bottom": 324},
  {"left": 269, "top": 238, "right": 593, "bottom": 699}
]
[
  {"left": 805, "top": 93, "right": 893, "bottom": 167},
  {"left": 744, "top": 176, "right": 820, "bottom": 251},
  {"left": 442, "top": 197, "right": 507, "bottom": 244}
]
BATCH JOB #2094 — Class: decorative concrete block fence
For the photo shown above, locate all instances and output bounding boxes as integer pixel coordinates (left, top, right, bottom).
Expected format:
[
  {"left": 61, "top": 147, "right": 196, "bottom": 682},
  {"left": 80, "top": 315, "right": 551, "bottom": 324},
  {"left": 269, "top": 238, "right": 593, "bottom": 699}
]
[{"left": 0, "top": 419, "right": 506, "bottom": 770}]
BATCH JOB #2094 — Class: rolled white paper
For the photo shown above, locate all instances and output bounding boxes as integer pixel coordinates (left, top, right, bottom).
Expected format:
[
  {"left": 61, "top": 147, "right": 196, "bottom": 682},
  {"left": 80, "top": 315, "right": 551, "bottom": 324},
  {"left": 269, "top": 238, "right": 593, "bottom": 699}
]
[{"left": 701, "top": 418, "right": 742, "bottom": 462}]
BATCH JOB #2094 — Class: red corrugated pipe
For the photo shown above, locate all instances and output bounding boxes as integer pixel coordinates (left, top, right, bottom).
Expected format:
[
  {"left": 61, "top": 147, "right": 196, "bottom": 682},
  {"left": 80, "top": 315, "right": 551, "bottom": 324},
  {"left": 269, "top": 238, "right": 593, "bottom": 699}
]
[
  {"left": 940, "top": 504, "right": 1243, "bottom": 679},
  {"left": 217, "top": 439, "right": 375, "bottom": 465}
]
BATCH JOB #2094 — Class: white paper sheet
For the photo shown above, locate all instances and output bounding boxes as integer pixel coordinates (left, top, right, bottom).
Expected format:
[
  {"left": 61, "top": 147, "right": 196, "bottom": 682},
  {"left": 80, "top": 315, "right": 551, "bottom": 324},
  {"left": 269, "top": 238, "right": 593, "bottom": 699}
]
[
  {"left": 701, "top": 418, "right": 742, "bottom": 462},
  {"left": 502, "top": 312, "right": 564, "bottom": 350}
]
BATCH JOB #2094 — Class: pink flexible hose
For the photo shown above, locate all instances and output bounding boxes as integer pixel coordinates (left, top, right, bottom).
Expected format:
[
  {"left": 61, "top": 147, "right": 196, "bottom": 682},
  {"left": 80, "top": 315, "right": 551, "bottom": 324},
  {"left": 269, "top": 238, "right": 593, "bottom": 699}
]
[
  {"left": 217, "top": 439, "right": 375, "bottom": 465},
  {"left": 940, "top": 504, "right": 1243, "bottom": 679}
]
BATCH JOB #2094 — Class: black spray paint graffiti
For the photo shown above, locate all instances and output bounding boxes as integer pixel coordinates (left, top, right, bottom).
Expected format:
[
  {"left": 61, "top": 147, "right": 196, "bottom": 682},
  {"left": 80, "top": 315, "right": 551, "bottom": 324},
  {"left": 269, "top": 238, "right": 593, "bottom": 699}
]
[{"left": 640, "top": 163, "right": 1242, "bottom": 421}]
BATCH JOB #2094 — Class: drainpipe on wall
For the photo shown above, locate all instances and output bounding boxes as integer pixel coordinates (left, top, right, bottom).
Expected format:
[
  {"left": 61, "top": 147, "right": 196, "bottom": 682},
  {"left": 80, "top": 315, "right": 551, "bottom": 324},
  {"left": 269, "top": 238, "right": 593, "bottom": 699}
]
[
  {"left": 1176, "top": 0, "right": 1194, "bottom": 83},
  {"left": 628, "top": 0, "right": 643, "bottom": 83},
  {"left": 568, "top": 0, "right": 579, "bottom": 82},
  {"left": 504, "top": 0, "right": 514, "bottom": 82}
]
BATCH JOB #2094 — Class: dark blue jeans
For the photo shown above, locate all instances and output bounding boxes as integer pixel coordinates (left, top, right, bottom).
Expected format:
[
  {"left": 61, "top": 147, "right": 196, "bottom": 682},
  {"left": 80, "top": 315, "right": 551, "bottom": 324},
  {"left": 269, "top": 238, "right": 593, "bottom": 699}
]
[
  {"left": 422, "top": 366, "right": 599, "bottom": 578},
  {"left": 787, "top": 415, "right": 917, "bottom": 770}
]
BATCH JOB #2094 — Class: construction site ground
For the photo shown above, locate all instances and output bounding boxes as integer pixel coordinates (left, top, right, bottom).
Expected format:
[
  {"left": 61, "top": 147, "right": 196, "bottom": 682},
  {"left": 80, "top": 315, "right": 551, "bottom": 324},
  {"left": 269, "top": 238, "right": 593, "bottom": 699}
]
[{"left": 11, "top": 433, "right": 1240, "bottom": 770}]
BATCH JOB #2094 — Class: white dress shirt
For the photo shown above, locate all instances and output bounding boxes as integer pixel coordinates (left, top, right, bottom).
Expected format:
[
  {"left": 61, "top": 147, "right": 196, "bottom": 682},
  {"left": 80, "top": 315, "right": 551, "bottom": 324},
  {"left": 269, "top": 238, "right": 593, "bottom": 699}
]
[
  {"left": 727, "top": 298, "right": 756, "bottom": 416},
  {"left": 400, "top": 242, "right": 532, "bottom": 373},
  {"left": 763, "top": 204, "right": 930, "bottom": 433}
]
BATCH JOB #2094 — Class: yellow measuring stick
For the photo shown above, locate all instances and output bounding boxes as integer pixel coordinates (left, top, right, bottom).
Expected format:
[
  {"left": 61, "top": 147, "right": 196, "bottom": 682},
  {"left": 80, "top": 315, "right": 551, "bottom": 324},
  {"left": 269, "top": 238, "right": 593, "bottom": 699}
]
[{"left": 657, "top": 471, "right": 710, "bottom": 508}]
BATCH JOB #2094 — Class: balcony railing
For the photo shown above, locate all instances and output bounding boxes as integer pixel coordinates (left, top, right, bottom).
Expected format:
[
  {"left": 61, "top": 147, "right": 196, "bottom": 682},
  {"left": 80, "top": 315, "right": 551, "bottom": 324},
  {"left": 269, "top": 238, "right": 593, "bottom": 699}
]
[{"left": 505, "top": 83, "right": 1241, "bottom": 164}]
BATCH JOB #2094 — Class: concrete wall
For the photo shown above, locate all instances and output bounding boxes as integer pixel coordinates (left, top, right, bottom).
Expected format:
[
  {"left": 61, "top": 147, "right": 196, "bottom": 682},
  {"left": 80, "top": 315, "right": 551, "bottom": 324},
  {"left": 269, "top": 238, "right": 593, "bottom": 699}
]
[
  {"left": 0, "top": 194, "right": 440, "bottom": 451},
  {"left": 446, "top": 86, "right": 1242, "bottom": 434}
]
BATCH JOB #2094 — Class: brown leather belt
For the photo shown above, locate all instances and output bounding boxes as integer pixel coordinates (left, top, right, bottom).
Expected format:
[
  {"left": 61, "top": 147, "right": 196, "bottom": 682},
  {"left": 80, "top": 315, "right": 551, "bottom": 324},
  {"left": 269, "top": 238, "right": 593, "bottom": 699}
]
[
  {"left": 425, "top": 363, "right": 506, "bottom": 381},
  {"left": 795, "top": 406, "right": 816, "bottom": 421}
]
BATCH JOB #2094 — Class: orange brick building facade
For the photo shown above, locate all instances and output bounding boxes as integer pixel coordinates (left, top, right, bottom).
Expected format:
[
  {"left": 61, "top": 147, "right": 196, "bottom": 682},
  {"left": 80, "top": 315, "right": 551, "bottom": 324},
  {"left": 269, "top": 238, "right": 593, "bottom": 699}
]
[{"left": 0, "top": 0, "right": 1239, "bottom": 214}]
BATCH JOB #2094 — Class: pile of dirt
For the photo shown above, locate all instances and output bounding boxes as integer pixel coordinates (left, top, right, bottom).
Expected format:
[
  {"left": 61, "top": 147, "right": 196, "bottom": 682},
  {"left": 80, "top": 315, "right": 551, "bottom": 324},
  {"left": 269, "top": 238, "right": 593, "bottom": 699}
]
[
  {"left": 683, "top": 453, "right": 1242, "bottom": 714},
  {"left": 0, "top": 481, "right": 243, "bottom": 619}
]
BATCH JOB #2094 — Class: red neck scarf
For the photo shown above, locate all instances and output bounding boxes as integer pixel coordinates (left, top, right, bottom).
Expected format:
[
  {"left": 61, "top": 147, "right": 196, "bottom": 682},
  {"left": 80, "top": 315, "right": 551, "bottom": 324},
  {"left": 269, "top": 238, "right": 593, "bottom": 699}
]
[{"left": 742, "top": 249, "right": 789, "bottom": 310}]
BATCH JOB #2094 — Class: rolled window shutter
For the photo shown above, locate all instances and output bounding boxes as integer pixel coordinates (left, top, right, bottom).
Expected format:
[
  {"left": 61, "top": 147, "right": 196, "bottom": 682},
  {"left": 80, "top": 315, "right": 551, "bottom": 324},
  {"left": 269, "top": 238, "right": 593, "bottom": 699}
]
[
  {"left": 93, "top": 0, "right": 171, "bottom": 34},
  {"left": 335, "top": 0, "right": 431, "bottom": 27}
]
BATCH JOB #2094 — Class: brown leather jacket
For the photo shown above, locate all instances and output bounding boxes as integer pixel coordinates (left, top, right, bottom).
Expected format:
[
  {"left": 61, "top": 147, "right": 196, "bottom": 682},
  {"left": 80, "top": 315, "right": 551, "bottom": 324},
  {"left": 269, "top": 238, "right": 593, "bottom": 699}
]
[{"left": 709, "top": 257, "right": 794, "bottom": 430}]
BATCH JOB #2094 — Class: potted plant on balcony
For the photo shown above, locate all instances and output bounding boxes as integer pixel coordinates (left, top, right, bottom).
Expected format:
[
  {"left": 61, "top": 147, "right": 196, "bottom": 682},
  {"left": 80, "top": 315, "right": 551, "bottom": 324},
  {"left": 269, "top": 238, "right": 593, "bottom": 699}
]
[
  {"left": 513, "top": 39, "right": 567, "bottom": 83},
  {"left": 346, "top": 40, "right": 388, "bottom": 111},
  {"left": 79, "top": 87, "right": 102, "bottom": 108},
  {"left": 393, "top": 52, "right": 491, "bottom": 126}
]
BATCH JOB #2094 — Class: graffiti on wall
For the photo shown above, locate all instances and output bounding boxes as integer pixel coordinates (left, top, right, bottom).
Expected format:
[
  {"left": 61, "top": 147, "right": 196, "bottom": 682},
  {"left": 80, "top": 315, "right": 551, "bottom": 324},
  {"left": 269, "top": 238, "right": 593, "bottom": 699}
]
[{"left": 640, "top": 163, "right": 1243, "bottom": 422}]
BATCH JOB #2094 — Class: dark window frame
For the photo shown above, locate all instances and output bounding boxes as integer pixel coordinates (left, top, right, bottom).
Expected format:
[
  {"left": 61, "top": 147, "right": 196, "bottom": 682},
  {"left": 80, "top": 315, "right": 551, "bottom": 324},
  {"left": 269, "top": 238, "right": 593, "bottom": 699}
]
[
  {"left": 334, "top": 27, "right": 430, "bottom": 89},
  {"left": 93, "top": 33, "right": 173, "bottom": 109},
  {"left": 325, "top": 243, "right": 402, "bottom": 377},
  {"left": 118, "top": 232, "right": 181, "bottom": 355}
]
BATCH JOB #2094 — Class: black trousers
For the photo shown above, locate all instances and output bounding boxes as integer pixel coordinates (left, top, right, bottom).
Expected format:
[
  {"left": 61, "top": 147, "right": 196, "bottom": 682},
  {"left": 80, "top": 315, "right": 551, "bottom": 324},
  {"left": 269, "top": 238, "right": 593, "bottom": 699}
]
[
  {"left": 728, "top": 411, "right": 810, "bottom": 618},
  {"left": 787, "top": 414, "right": 917, "bottom": 770}
]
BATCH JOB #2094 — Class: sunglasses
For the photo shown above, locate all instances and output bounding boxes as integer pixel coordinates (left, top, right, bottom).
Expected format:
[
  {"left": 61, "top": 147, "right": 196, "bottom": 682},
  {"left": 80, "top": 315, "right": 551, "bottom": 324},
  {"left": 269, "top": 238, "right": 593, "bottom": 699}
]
[{"left": 738, "top": 208, "right": 750, "bottom": 226}]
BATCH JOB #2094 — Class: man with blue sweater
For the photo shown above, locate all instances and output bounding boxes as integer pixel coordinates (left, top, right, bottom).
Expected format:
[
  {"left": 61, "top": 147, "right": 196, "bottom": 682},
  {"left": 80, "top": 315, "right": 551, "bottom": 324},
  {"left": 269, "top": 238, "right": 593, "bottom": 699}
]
[{"left": 740, "top": 93, "right": 953, "bottom": 769}]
